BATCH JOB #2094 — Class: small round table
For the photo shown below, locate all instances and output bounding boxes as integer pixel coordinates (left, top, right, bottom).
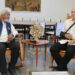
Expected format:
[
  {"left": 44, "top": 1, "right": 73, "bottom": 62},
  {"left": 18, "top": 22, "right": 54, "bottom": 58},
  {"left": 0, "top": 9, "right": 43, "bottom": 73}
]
[{"left": 23, "top": 40, "right": 49, "bottom": 67}]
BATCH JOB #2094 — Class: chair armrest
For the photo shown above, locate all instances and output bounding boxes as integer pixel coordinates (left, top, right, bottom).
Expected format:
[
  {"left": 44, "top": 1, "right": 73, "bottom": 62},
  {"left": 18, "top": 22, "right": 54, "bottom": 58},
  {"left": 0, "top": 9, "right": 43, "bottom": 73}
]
[
  {"left": 51, "top": 35, "right": 60, "bottom": 45},
  {"left": 51, "top": 35, "right": 60, "bottom": 39},
  {"left": 16, "top": 33, "right": 23, "bottom": 38}
]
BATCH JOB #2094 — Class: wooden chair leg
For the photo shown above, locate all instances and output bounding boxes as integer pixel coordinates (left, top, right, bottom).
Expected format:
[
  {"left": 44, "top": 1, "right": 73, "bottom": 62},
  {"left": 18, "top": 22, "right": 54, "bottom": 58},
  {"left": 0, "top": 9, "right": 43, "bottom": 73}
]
[
  {"left": 15, "top": 37, "right": 24, "bottom": 69},
  {"left": 49, "top": 55, "right": 53, "bottom": 68},
  {"left": 15, "top": 59, "right": 24, "bottom": 69}
]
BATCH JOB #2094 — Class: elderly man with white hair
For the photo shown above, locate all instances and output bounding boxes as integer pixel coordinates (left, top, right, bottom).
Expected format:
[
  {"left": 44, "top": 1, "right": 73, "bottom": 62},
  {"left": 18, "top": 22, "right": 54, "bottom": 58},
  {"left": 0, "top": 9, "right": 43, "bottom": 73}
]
[{"left": 0, "top": 7, "right": 19, "bottom": 75}]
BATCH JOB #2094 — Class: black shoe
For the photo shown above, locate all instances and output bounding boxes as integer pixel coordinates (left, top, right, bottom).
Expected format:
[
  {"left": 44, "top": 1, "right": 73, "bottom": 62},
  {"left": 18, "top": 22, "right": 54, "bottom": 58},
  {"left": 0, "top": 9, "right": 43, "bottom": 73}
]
[
  {"left": 8, "top": 68, "right": 17, "bottom": 75},
  {"left": 1, "top": 72, "right": 7, "bottom": 75},
  {"left": 52, "top": 67, "right": 60, "bottom": 71},
  {"left": 58, "top": 66, "right": 68, "bottom": 71},
  {"left": 53, "top": 66, "right": 68, "bottom": 71}
]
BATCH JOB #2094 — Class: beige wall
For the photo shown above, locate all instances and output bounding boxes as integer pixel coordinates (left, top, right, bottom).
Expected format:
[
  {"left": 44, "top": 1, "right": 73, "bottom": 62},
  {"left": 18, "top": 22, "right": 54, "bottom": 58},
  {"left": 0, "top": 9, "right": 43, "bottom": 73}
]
[{"left": 0, "top": 0, "right": 75, "bottom": 22}]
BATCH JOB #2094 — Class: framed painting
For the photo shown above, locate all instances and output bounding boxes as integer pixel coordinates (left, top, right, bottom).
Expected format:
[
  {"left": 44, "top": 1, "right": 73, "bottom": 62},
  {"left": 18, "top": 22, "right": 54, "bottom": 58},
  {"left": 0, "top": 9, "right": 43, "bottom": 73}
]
[{"left": 5, "top": 0, "right": 41, "bottom": 12}]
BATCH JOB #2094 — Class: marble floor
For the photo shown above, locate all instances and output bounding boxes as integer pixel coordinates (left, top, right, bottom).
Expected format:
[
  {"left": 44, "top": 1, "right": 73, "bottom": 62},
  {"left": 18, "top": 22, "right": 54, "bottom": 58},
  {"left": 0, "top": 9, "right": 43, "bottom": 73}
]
[{"left": 16, "top": 43, "right": 75, "bottom": 75}]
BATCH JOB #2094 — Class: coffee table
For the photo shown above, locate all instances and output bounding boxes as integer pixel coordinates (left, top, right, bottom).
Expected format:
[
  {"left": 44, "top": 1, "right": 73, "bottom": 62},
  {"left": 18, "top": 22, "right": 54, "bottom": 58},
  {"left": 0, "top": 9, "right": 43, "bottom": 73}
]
[{"left": 23, "top": 40, "right": 49, "bottom": 67}]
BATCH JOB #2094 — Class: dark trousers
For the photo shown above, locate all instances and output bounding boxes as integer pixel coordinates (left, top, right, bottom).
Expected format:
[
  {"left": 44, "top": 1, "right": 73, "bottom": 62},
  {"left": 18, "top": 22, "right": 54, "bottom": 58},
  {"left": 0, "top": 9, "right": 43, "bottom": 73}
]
[
  {"left": 0, "top": 40, "right": 20, "bottom": 73},
  {"left": 50, "top": 42, "right": 75, "bottom": 69}
]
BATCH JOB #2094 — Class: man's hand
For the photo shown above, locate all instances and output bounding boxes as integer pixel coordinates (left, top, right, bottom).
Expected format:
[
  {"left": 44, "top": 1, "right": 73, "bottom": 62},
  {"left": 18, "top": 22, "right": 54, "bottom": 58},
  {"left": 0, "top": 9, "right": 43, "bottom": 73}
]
[
  {"left": 68, "top": 39, "right": 75, "bottom": 46},
  {"left": 65, "top": 33, "right": 72, "bottom": 39},
  {"left": 8, "top": 34, "right": 14, "bottom": 43}
]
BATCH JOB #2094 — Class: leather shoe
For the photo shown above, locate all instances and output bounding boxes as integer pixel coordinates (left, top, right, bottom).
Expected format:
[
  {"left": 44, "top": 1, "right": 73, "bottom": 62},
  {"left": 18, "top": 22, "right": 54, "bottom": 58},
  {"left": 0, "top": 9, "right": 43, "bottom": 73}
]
[
  {"left": 8, "top": 68, "right": 17, "bottom": 75},
  {"left": 53, "top": 66, "right": 68, "bottom": 71},
  {"left": 1, "top": 72, "right": 7, "bottom": 75}
]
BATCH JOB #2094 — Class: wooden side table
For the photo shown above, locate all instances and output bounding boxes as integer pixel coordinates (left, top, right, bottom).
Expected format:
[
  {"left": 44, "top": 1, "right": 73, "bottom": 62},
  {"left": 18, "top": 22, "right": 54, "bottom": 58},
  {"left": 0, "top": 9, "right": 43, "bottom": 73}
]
[{"left": 23, "top": 40, "right": 49, "bottom": 67}]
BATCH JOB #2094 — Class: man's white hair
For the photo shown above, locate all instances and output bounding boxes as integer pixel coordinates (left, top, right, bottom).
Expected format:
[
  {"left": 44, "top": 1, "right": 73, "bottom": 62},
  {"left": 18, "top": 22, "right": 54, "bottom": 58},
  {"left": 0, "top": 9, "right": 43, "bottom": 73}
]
[{"left": 0, "top": 7, "right": 11, "bottom": 15}]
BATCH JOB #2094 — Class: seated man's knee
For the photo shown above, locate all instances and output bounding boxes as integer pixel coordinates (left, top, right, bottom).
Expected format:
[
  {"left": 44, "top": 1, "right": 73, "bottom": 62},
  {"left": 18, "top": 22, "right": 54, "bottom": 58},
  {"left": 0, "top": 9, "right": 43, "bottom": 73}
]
[
  {"left": 14, "top": 43, "right": 20, "bottom": 52},
  {"left": 50, "top": 43, "right": 60, "bottom": 54},
  {"left": 11, "top": 42, "right": 20, "bottom": 53},
  {"left": 50, "top": 46, "right": 54, "bottom": 53},
  {"left": 15, "top": 43, "right": 20, "bottom": 51}
]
